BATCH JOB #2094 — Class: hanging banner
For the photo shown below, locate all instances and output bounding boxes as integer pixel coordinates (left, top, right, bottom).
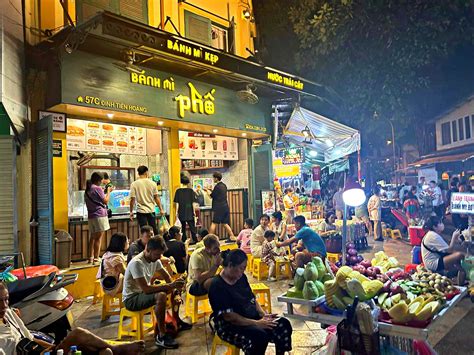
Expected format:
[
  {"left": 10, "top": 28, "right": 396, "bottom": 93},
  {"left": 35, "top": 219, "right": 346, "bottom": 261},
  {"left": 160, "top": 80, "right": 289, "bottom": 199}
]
[
  {"left": 450, "top": 193, "right": 474, "bottom": 215},
  {"left": 178, "top": 131, "right": 238, "bottom": 160}
]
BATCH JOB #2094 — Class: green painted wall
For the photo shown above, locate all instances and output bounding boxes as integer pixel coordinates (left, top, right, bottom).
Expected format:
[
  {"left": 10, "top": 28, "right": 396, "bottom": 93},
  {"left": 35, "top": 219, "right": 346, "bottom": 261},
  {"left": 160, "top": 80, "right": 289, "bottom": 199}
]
[
  {"left": 0, "top": 104, "right": 11, "bottom": 135},
  {"left": 59, "top": 51, "right": 272, "bottom": 134}
]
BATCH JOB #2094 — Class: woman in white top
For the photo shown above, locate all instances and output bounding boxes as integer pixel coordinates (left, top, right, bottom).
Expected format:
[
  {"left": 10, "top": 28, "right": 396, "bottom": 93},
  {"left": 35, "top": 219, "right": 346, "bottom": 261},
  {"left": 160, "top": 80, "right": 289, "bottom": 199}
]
[
  {"left": 318, "top": 212, "right": 337, "bottom": 237},
  {"left": 421, "top": 216, "right": 466, "bottom": 284},
  {"left": 271, "top": 211, "right": 288, "bottom": 242},
  {"left": 367, "top": 186, "right": 383, "bottom": 241},
  {"left": 97, "top": 233, "right": 128, "bottom": 296}
]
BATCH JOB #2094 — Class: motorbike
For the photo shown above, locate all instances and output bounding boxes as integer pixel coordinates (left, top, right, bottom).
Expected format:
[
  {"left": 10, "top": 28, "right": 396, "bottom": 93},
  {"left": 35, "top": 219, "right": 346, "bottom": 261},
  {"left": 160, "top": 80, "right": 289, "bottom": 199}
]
[{"left": 1, "top": 255, "right": 78, "bottom": 343}]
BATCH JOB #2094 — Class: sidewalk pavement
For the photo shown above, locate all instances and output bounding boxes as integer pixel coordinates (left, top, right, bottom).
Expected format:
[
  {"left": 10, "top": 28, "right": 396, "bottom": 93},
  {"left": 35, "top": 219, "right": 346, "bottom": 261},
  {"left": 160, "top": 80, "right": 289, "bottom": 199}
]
[{"left": 70, "top": 237, "right": 472, "bottom": 354}]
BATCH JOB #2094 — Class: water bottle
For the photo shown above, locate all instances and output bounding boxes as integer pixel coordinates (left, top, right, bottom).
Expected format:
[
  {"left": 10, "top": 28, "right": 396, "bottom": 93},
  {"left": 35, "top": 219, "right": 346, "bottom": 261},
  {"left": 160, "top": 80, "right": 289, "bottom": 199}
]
[{"left": 69, "top": 346, "right": 78, "bottom": 355}]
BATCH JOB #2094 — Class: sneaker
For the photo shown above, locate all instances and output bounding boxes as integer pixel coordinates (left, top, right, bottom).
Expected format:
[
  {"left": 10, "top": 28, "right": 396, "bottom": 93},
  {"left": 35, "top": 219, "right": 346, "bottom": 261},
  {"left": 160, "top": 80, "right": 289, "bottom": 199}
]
[
  {"left": 178, "top": 320, "right": 193, "bottom": 331},
  {"left": 267, "top": 277, "right": 277, "bottom": 282},
  {"left": 155, "top": 334, "right": 178, "bottom": 349}
]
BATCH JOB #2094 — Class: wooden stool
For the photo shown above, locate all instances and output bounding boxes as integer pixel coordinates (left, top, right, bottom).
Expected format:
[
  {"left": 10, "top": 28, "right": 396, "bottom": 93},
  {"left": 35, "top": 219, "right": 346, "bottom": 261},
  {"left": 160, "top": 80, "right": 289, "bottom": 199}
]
[
  {"left": 211, "top": 333, "right": 240, "bottom": 355},
  {"left": 391, "top": 229, "right": 402, "bottom": 240},
  {"left": 275, "top": 259, "right": 292, "bottom": 280},
  {"left": 92, "top": 280, "right": 104, "bottom": 304},
  {"left": 252, "top": 258, "right": 268, "bottom": 281},
  {"left": 117, "top": 306, "right": 155, "bottom": 340},
  {"left": 246, "top": 254, "right": 254, "bottom": 272},
  {"left": 326, "top": 253, "right": 341, "bottom": 263},
  {"left": 184, "top": 293, "right": 212, "bottom": 324},
  {"left": 101, "top": 292, "right": 123, "bottom": 320},
  {"left": 250, "top": 283, "right": 272, "bottom": 313}
]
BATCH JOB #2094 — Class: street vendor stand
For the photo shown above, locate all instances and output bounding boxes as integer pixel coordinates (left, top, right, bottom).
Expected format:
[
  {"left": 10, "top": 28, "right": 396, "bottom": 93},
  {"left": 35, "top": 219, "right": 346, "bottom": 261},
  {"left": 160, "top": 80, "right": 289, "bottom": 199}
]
[{"left": 278, "top": 287, "right": 467, "bottom": 352}]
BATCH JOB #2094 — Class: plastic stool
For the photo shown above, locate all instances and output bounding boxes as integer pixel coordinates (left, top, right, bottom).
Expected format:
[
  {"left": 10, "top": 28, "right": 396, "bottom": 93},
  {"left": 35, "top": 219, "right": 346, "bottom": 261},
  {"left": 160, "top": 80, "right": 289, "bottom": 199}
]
[
  {"left": 93, "top": 280, "right": 104, "bottom": 304},
  {"left": 184, "top": 293, "right": 212, "bottom": 324},
  {"left": 211, "top": 333, "right": 240, "bottom": 355},
  {"left": 275, "top": 259, "right": 292, "bottom": 280},
  {"left": 326, "top": 253, "right": 341, "bottom": 263},
  {"left": 246, "top": 254, "right": 254, "bottom": 272},
  {"left": 101, "top": 292, "right": 123, "bottom": 320},
  {"left": 118, "top": 306, "right": 155, "bottom": 340},
  {"left": 252, "top": 258, "right": 268, "bottom": 281},
  {"left": 250, "top": 283, "right": 272, "bottom": 313},
  {"left": 391, "top": 229, "right": 402, "bottom": 240},
  {"left": 382, "top": 228, "right": 392, "bottom": 238}
]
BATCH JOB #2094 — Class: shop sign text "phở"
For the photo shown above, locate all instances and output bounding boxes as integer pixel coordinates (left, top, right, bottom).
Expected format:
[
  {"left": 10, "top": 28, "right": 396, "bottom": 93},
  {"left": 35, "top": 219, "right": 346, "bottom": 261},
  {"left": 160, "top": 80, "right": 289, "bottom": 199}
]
[
  {"left": 267, "top": 71, "right": 304, "bottom": 90},
  {"left": 167, "top": 39, "right": 219, "bottom": 65},
  {"left": 174, "top": 83, "right": 216, "bottom": 118}
]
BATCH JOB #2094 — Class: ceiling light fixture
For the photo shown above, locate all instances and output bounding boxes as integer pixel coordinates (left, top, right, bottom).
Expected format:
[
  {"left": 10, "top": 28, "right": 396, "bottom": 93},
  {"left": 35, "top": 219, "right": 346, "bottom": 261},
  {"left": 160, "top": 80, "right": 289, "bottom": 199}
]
[
  {"left": 106, "top": 113, "right": 114, "bottom": 119},
  {"left": 242, "top": 8, "right": 251, "bottom": 19},
  {"left": 157, "top": 121, "right": 164, "bottom": 126},
  {"left": 213, "top": 129, "right": 218, "bottom": 133},
  {"left": 308, "top": 150, "right": 318, "bottom": 157},
  {"left": 302, "top": 125, "right": 311, "bottom": 137},
  {"left": 242, "top": 132, "right": 247, "bottom": 137}
]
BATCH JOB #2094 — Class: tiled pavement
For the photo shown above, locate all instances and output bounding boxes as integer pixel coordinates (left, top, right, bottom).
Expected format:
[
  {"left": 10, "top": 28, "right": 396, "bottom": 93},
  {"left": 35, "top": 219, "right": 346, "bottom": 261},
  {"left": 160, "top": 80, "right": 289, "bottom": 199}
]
[{"left": 71, "top": 236, "right": 472, "bottom": 354}]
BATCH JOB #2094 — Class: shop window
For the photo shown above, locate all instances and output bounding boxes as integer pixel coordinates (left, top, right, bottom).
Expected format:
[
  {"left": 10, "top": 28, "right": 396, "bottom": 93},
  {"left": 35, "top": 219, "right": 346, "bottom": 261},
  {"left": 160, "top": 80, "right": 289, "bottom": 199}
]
[
  {"left": 185, "top": 11, "right": 212, "bottom": 45},
  {"left": 441, "top": 122, "right": 451, "bottom": 145},
  {"left": 76, "top": 0, "right": 148, "bottom": 25},
  {"left": 465, "top": 116, "right": 472, "bottom": 140},
  {"left": 452, "top": 120, "right": 457, "bottom": 142},
  {"left": 458, "top": 118, "right": 464, "bottom": 140}
]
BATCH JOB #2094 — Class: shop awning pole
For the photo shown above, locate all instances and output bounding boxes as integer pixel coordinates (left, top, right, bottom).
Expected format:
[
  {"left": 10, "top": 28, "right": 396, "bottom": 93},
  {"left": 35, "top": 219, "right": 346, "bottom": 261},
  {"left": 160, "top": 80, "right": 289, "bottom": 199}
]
[{"left": 357, "top": 150, "right": 361, "bottom": 181}]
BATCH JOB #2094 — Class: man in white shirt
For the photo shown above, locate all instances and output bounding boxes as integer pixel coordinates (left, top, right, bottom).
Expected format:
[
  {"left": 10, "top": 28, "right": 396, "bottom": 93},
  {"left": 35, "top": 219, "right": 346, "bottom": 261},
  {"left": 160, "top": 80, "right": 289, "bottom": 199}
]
[
  {"left": 429, "top": 180, "right": 443, "bottom": 218},
  {"left": 368, "top": 186, "right": 383, "bottom": 241},
  {"left": 130, "top": 165, "right": 166, "bottom": 234},
  {"left": 0, "top": 282, "right": 144, "bottom": 354},
  {"left": 123, "top": 237, "right": 191, "bottom": 350}
]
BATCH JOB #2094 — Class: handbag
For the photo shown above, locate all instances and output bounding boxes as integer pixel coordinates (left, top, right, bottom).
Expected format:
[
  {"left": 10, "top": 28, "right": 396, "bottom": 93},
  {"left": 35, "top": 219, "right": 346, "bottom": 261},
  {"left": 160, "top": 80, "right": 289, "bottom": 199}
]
[
  {"left": 16, "top": 338, "right": 48, "bottom": 355},
  {"left": 86, "top": 190, "right": 113, "bottom": 218},
  {"left": 99, "top": 259, "right": 118, "bottom": 292}
]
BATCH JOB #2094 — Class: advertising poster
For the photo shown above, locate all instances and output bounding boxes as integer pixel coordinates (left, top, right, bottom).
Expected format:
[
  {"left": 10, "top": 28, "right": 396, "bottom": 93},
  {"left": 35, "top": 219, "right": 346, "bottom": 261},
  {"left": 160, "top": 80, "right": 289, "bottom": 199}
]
[
  {"left": 67, "top": 119, "right": 147, "bottom": 155},
  {"left": 193, "top": 177, "right": 213, "bottom": 191},
  {"left": 261, "top": 190, "right": 276, "bottom": 215},
  {"left": 179, "top": 131, "right": 238, "bottom": 160},
  {"left": 450, "top": 193, "right": 474, "bottom": 215}
]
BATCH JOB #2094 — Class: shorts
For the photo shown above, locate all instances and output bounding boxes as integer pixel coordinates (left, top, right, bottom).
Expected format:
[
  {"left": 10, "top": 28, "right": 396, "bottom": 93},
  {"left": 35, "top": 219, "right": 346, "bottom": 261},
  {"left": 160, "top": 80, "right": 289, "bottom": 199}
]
[
  {"left": 212, "top": 207, "right": 230, "bottom": 224},
  {"left": 88, "top": 216, "right": 110, "bottom": 234},
  {"left": 123, "top": 292, "right": 156, "bottom": 311},
  {"left": 188, "top": 281, "right": 208, "bottom": 296}
]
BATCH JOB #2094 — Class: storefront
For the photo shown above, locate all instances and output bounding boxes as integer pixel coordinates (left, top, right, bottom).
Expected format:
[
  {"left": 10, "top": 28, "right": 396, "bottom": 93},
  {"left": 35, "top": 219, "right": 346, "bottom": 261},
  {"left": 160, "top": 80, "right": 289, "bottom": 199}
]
[{"left": 35, "top": 12, "right": 328, "bottom": 263}]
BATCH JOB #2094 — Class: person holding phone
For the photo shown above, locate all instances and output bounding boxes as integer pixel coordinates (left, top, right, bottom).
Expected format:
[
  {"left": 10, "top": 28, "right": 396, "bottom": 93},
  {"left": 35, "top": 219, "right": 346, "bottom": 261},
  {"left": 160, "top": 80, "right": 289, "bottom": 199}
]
[
  {"left": 208, "top": 249, "right": 293, "bottom": 355},
  {"left": 421, "top": 216, "right": 467, "bottom": 284},
  {"left": 123, "top": 237, "right": 192, "bottom": 350}
]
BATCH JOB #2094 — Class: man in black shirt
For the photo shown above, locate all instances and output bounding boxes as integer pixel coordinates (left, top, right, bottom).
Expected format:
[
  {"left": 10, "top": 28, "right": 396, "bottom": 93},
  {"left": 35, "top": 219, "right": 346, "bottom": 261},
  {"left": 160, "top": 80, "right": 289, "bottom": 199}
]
[
  {"left": 174, "top": 174, "right": 198, "bottom": 243},
  {"left": 206, "top": 172, "right": 234, "bottom": 238},
  {"left": 127, "top": 225, "right": 153, "bottom": 263},
  {"left": 163, "top": 226, "right": 187, "bottom": 274}
]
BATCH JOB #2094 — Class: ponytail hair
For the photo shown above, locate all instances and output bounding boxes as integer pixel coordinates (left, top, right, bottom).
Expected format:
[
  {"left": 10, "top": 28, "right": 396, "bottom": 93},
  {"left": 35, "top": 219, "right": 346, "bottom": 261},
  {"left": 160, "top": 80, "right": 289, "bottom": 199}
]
[{"left": 221, "top": 249, "right": 247, "bottom": 268}]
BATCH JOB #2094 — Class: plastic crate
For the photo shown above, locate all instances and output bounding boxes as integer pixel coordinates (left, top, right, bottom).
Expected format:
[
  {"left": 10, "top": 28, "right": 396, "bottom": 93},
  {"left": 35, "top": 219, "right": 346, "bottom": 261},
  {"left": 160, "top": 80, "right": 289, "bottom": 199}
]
[{"left": 408, "top": 227, "right": 427, "bottom": 246}]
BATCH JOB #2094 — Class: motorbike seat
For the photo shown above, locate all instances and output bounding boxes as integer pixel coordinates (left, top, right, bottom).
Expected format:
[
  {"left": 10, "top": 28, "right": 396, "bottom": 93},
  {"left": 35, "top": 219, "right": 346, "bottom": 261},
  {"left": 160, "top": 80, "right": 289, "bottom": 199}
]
[{"left": 6, "top": 275, "right": 50, "bottom": 305}]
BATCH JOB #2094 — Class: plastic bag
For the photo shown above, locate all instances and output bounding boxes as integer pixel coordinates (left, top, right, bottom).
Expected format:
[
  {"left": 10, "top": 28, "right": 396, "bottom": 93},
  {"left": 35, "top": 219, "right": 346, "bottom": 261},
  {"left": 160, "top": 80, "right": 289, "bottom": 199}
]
[
  {"left": 158, "top": 216, "right": 171, "bottom": 235},
  {"left": 174, "top": 217, "right": 182, "bottom": 229}
]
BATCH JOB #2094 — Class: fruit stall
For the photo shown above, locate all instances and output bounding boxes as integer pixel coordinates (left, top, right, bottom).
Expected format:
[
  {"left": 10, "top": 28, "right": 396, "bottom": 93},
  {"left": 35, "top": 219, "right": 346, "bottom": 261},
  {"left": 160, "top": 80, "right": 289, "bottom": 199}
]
[{"left": 278, "top": 251, "right": 467, "bottom": 353}]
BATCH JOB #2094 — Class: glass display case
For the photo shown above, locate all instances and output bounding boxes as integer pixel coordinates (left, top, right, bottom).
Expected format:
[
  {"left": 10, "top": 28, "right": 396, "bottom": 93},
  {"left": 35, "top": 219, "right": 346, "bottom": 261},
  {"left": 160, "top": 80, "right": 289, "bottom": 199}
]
[
  {"left": 80, "top": 166, "right": 136, "bottom": 190},
  {"left": 69, "top": 190, "right": 86, "bottom": 218}
]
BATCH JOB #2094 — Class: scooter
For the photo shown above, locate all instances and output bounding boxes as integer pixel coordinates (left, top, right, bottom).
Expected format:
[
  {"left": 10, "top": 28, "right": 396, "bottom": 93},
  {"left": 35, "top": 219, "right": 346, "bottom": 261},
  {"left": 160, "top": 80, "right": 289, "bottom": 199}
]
[{"left": 3, "top": 259, "right": 78, "bottom": 343}]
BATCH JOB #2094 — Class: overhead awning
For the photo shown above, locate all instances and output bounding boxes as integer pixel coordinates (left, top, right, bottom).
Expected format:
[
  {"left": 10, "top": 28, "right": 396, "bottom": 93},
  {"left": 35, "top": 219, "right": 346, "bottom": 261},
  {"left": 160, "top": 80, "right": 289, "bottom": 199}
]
[
  {"left": 409, "top": 152, "right": 474, "bottom": 167},
  {"left": 283, "top": 107, "right": 360, "bottom": 162}
]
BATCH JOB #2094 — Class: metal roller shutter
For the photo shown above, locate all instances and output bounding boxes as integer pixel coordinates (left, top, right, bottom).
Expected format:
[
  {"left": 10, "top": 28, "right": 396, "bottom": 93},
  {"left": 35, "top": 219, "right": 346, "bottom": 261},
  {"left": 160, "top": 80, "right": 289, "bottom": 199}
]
[{"left": 0, "top": 136, "right": 17, "bottom": 255}]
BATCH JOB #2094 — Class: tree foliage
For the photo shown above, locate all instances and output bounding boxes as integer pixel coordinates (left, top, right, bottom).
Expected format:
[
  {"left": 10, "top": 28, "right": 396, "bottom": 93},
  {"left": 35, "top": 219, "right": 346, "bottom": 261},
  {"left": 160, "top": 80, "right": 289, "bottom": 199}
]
[{"left": 285, "top": 0, "right": 474, "bottom": 146}]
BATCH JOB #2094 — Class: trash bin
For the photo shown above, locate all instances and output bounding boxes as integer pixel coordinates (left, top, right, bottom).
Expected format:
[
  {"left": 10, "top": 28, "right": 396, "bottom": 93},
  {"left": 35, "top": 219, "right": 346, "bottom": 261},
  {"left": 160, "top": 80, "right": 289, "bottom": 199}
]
[{"left": 55, "top": 230, "right": 73, "bottom": 269}]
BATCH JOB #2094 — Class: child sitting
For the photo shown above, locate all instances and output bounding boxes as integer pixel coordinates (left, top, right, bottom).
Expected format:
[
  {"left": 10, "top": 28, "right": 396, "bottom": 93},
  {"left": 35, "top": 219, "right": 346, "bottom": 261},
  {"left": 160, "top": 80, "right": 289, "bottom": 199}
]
[
  {"left": 261, "top": 230, "right": 285, "bottom": 281},
  {"left": 236, "top": 218, "right": 254, "bottom": 254}
]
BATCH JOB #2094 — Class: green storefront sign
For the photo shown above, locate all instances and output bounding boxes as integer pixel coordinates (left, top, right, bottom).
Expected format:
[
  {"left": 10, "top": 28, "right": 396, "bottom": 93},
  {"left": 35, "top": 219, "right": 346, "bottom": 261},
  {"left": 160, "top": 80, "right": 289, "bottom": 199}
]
[{"left": 59, "top": 51, "right": 272, "bottom": 134}]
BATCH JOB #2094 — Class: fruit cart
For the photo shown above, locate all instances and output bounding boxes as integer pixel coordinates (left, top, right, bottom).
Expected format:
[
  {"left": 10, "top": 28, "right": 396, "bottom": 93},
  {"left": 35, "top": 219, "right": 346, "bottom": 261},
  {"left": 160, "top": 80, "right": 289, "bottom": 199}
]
[{"left": 278, "top": 286, "right": 467, "bottom": 351}]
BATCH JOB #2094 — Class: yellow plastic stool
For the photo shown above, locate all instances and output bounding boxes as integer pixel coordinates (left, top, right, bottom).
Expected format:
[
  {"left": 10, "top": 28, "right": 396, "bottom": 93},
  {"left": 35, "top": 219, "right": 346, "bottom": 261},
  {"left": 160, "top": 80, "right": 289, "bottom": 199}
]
[
  {"left": 117, "top": 306, "right": 156, "bottom": 340},
  {"left": 246, "top": 254, "right": 254, "bottom": 272},
  {"left": 92, "top": 280, "right": 104, "bottom": 304},
  {"left": 101, "top": 292, "right": 123, "bottom": 320},
  {"left": 211, "top": 334, "right": 240, "bottom": 355},
  {"left": 250, "top": 283, "right": 272, "bottom": 313},
  {"left": 382, "top": 228, "right": 392, "bottom": 238},
  {"left": 326, "top": 253, "right": 341, "bottom": 263},
  {"left": 184, "top": 293, "right": 212, "bottom": 324},
  {"left": 391, "top": 229, "right": 402, "bottom": 240},
  {"left": 275, "top": 259, "right": 292, "bottom": 280},
  {"left": 252, "top": 258, "right": 268, "bottom": 281}
]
